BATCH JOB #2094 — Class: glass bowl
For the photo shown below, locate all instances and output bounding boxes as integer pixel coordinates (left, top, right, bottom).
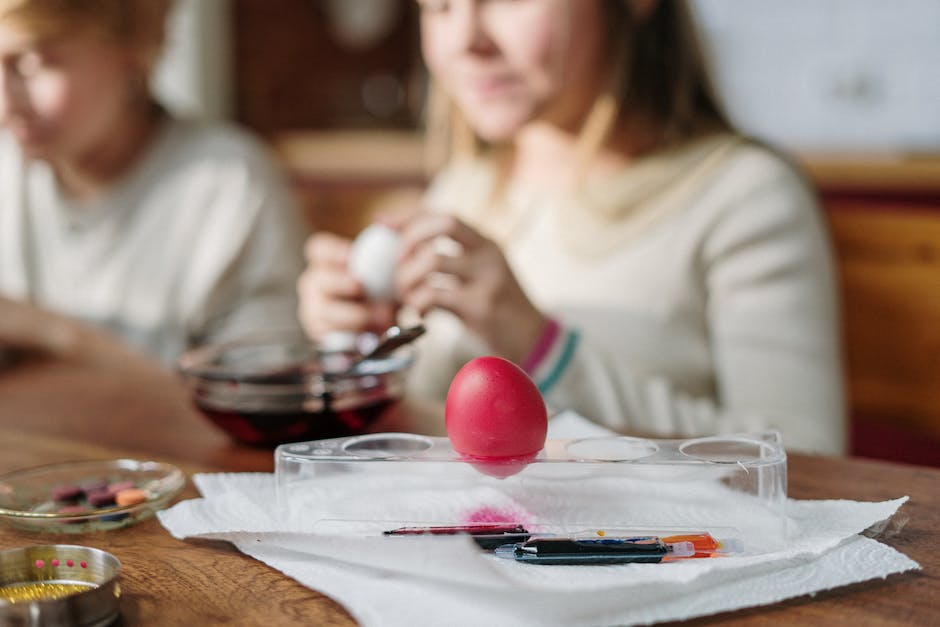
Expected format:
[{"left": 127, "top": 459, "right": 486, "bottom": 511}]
[
  {"left": 0, "top": 459, "right": 185, "bottom": 533},
  {"left": 177, "top": 332, "right": 414, "bottom": 447}
]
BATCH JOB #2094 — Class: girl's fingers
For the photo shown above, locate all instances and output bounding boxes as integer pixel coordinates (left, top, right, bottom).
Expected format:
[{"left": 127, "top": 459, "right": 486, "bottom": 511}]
[
  {"left": 297, "top": 247, "right": 372, "bottom": 338},
  {"left": 304, "top": 232, "right": 352, "bottom": 266},
  {"left": 301, "top": 297, "right": 396, "bottom": 339},
  {"left": 368, "top": 301, "right": 398, "bottom": 332},
  {"left": 396, "top": 245, "right": 471, "bottom": 296},
  {"left": 298, "top": 265, "right": 364, "bottom": 300},
  {"left": 397, "top": 213, "right": 484, "bottom": 260},
  {"left": 309, "top": 299, "right": 374, "bottom": 335},
  {"left": 401, "top": 281, "right": 467, "bottom": 319}
]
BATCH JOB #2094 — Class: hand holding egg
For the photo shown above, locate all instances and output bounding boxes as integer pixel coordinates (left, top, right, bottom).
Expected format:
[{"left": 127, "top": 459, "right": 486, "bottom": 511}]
[{"left": 445, "top": 356, "right": 548, "bottom": 478}]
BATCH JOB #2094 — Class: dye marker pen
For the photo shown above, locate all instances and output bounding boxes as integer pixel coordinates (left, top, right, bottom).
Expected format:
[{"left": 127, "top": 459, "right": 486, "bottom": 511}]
[
  {"left": 383, "top": 524, "right": 531, "bottom": 550},
  {"left": 495, "top": 536, "right": 695, "bottom": 565},
  {"left": 563, "top": 530, "right": 735, "bottom": 559}
]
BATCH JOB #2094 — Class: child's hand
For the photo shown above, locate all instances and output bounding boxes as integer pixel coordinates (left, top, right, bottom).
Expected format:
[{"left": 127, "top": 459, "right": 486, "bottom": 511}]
[
  {"left": 395, "top": 212, "right": 545, "bottom": 363},
  {"left": 0, "top": 296, "right": 69, "bottom": 355},
  {"left": 297, "top": 232, "right": 396, "bottom": 340},
  {"left": 0, "top": 296, "right": 143, "bottom": 367}
]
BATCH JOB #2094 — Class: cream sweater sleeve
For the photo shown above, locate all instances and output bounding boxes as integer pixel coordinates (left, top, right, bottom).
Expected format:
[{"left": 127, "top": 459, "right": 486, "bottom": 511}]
[{"left": 537, "top": 151, "right": 846, "bottom": 455}]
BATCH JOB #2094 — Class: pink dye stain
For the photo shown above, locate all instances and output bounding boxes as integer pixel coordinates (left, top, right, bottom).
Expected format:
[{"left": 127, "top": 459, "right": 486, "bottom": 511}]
[
  {"left": 34, "top": 559, "right": 44, "bottom": 569},
  {"left": 463, "top": 505, "right": 531, "bottom": 527},
  {"left": 66, "top": 560, "right": 74, "bottom": 567},
  {"left": 51, "top": 559, "right": 59, "bottom": 567},
  {"left": 80, "top": 561, "right": 87, "bottom": 569}
]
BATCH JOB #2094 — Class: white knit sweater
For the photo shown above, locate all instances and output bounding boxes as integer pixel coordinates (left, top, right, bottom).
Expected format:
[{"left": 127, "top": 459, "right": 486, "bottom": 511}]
[{"left": 408, "top": 135, "right": 846, "bottom": 454}]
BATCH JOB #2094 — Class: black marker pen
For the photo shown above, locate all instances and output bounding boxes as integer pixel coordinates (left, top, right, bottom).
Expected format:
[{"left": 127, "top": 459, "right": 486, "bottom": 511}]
[{"left": 497, "top": 536, "right": 695, "bottom": 565}]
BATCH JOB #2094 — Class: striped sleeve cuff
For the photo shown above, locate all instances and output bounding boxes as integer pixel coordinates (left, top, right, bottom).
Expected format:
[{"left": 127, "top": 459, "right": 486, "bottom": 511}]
[{"left": 529, "top": 325, "right": 580, "bottom": 395}]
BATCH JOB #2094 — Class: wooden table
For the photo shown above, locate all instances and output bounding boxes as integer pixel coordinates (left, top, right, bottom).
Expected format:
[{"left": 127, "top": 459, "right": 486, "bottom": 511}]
[{"left": 1, "top": 356, "right": 937, "bottom": 625}]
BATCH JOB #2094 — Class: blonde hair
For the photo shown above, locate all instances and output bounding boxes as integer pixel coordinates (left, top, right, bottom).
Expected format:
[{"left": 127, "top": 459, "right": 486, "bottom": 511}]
[
  {"left": 425, "top": 0, "right": 732, "bottom": 170},
  {"left": 0, "top": 0, "right": 172, "bottom": 70}
]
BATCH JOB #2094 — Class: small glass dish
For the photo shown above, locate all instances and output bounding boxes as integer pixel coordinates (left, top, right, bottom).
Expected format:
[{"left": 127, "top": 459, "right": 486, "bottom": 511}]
[{"left": 0, "top": 459, "right": 185, "bottom": 533}]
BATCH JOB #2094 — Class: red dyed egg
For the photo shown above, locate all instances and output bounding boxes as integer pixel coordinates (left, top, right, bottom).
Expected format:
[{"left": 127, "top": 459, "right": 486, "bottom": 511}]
[{"left": 445, "top": 356, "right": 547, "bottom": 476}]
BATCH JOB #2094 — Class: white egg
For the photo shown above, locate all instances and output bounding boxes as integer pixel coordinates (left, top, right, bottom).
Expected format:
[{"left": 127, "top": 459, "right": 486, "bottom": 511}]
[{"left": 349, "top": 223, "right": 400, "bottom": 301}]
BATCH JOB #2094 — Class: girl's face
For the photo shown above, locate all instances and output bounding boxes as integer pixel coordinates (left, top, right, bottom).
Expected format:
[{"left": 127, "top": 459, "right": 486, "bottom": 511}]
[
  {"left": 0, "top": 20, "right": 138, "bottom": 161},
  {"left": 419, "top": 0, "right": 607, "bottom": 143}
]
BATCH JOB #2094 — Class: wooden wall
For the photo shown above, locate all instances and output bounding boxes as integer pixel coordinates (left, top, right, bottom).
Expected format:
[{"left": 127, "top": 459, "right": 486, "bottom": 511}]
[
  {"left": 827, "top": 208, "right": 940, "bottom": 439},
  {"left": 231, "top": 0, "right": 421, "bottom": 134},
  {"left": 273, "top": 130, "right": 427, "bottom": 237},
  {"left": 810, "top": 161, "right": 940, "bottom": 466}
]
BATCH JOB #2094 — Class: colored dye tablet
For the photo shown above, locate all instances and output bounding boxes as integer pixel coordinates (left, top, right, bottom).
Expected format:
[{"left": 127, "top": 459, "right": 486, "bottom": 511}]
[{"left": 114, "top": 489, "right": 148, "bottom": 507}]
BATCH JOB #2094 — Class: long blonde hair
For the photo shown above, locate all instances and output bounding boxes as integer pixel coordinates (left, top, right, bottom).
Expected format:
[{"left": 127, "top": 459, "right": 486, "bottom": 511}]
[{"left": 425, "top": 0, "right": 732, "bottom": 171}]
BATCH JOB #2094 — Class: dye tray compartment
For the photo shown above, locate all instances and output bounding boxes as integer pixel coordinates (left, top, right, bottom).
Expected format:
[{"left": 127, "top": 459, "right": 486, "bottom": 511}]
[{"left": 275, "top": 431, "right": 788, "bottom": 553}]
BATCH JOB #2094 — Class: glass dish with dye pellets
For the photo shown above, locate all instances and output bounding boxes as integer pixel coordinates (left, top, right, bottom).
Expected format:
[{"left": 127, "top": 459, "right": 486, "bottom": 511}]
[{"left": 0, "top": 459, "right": 184, "bottom": 532}]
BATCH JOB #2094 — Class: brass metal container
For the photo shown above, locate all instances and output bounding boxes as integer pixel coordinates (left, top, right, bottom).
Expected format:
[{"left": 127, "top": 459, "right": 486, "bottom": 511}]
[{"left": 0, "top": 545, "right": 121, "bottom": 626}]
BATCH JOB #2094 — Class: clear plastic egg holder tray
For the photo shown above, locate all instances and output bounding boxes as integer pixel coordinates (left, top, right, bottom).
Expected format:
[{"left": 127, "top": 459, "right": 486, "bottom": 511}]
[{"left": 275, "top": 431, "right": 788, "bottom": 553}]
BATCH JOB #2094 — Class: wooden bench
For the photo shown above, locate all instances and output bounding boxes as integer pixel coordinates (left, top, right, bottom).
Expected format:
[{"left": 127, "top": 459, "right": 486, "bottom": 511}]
[{"left": 809, "top": 156, "right": 940, "bottom": 465}]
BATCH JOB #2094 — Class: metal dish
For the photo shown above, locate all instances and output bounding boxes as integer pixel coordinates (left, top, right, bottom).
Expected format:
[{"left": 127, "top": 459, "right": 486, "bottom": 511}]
[{"left": 0, "top": 544, "right": 121, "bottom": 626}]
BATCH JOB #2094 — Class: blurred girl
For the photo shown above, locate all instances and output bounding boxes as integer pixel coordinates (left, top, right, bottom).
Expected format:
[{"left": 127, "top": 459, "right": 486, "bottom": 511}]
[{"left": 298, "top": 0, "right": 845, "bottom": 454}]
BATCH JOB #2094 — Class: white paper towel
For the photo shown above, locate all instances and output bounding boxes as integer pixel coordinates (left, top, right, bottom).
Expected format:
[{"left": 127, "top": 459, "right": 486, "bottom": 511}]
[{"left": 159, "top": 414, "right": 919, "bottom": 626}]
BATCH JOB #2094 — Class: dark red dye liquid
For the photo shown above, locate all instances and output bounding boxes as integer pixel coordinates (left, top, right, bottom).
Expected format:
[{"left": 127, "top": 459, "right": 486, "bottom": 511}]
[{"left": 197, "top": 399, "right": 396, "bottom": 448}]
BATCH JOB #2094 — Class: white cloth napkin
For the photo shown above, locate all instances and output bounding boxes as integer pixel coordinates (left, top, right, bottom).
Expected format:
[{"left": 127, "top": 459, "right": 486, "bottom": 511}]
[{"left": 159, "top": 414, "right": 919, "bottom": 627}]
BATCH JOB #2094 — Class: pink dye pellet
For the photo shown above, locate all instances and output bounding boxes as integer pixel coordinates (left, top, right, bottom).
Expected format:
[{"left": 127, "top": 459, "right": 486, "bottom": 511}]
[
  {"left": 80, "top": 561, "right": 87, "bottom": 569},
  {"left": 51, "top": 559, "right": 59, "bottom": 567},
  {"left": 35, "top": 560, "right": 44, "bottom": 569},
  {"left": 86, "top": 489, "right": 116, "bottom": 507},
  {"left": 67, "top": 560, "right": 74, "bottom": 567},
  {"left": 51, "top": 484, "right": 83, "bottom": 502}
]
